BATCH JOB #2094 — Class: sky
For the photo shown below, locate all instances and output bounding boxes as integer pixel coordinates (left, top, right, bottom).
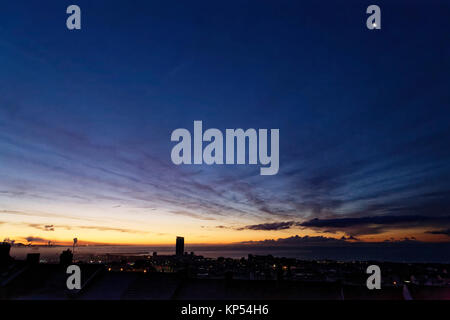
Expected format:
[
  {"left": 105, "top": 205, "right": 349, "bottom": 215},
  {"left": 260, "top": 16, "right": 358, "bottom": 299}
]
[{"left": 0, "top": 0, "right": 449, "bottom": 246}]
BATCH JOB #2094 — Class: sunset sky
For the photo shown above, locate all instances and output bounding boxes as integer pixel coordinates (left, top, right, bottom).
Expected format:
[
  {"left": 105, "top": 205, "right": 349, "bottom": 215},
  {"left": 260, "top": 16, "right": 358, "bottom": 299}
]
[{"left": 1, "top": 1, "right": 449, "bottom": 246}]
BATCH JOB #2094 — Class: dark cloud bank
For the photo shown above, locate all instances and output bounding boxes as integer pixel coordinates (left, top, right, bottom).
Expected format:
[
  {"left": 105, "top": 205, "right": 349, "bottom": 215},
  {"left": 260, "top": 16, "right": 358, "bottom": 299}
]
[{"left": 237, "top": 215, "right": 450, "bottom": 237}]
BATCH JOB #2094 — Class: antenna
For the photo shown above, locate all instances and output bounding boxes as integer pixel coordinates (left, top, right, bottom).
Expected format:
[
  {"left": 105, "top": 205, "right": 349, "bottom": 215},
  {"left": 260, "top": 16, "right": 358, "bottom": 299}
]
[{"left": 73, "top": 237, "right": 78, "bottom": 256}]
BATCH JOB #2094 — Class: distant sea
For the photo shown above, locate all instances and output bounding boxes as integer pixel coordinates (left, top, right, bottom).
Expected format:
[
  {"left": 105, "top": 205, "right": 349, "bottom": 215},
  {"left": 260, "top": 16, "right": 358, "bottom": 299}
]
[{"left": 9, "top": 242, "right": 450, "bottom": 264}]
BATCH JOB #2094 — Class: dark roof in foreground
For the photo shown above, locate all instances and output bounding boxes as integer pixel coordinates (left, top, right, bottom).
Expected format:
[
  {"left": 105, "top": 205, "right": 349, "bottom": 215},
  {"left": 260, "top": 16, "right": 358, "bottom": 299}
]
[{"left": 1, "top": 264, "right": 449, "bottom": 300}]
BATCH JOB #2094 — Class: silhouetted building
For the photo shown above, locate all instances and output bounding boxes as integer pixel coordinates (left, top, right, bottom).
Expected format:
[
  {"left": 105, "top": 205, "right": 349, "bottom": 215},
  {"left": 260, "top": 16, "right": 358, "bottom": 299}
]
[
  {"left": 60, "top": 249, "right": 73, "bottom": 265},
  {"left": 176, "top": 237, "right": 184, "bottom": 257},
  {"left": 0, "top": 242, "right": 12, "bottom": 266}
]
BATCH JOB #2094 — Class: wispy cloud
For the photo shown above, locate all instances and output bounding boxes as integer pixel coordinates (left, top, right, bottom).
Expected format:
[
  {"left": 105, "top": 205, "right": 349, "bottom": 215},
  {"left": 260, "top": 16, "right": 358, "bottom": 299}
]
[
  {"left": 425, "top": 229, "right": 450, "bottom": 237},
  {"left": 24, "top": 236, "right": 49, "bottom": 243},
  {"left": 27, "top": 224, "right": 55, "bottom": 231},
  {"left": 237, "top": 221, "right": 296, "bottom": 231}
]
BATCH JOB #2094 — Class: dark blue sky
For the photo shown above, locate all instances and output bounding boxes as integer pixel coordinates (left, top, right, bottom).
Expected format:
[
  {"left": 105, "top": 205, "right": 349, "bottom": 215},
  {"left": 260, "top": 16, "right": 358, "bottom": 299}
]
[{"left": 0, "top": 0, "right": 449, "bottom": 244}]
